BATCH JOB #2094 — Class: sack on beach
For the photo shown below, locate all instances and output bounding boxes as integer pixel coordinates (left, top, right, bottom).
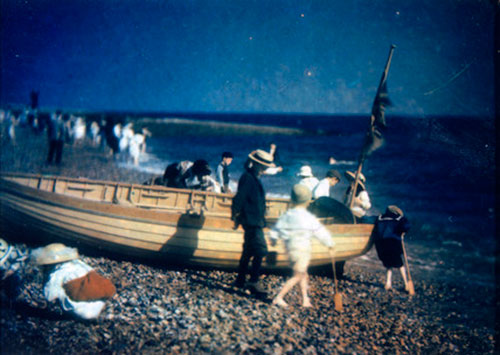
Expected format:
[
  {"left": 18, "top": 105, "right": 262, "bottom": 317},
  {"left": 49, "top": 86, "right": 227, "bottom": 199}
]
[{"left": 63, "top": 270, "right": 116, "bottom": 301}]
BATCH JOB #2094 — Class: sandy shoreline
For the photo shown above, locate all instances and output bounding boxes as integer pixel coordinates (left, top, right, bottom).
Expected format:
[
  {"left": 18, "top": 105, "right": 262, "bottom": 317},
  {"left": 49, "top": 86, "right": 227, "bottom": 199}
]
[{"left": 0, "top": 125, "right": 496, "bottom": 354}]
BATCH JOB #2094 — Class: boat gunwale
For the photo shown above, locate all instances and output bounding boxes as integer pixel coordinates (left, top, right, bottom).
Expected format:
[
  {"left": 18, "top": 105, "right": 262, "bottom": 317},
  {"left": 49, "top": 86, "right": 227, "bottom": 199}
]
[{"left": 0, "top": 172, "right": 373, "bottom": 232}]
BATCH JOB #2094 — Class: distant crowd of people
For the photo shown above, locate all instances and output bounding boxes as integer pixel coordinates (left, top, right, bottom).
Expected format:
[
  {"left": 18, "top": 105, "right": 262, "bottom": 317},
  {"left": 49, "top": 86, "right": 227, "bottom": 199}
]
[{"left": 0, "top": 106, "right": 152, "bottom": 167}]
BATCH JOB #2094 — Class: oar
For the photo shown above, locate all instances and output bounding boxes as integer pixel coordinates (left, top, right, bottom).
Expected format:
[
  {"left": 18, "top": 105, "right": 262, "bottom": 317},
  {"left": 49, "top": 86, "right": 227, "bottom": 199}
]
[
  {"left": 329, "top": 248, "right": 343, "bottom": 311},
  {"left": 401, "top": 233, "right": 415, "bottom": 296}
]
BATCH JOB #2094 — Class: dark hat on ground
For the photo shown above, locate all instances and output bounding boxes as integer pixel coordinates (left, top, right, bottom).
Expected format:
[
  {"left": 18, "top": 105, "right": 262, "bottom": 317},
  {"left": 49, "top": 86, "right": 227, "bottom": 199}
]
[
  {"left": 222, "top": 152, "right": 234, "bottom": 158},
  {"left": 248, "top": 149, "right": 275, "bottom": 167},
  {"left": 326, "top": 169, "right": 341, "bottom": 180},
  {"left": 291, "top": 184, "right": 312, "bottom": 205}
]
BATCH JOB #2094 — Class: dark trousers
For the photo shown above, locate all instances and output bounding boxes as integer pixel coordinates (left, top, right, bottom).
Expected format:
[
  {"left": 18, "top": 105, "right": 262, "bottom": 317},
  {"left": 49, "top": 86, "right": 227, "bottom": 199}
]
[
  {"left": 236, "top": 226, "right": 268, "bottom": 283},
  {"left": 47, "top": 139, "right": 64, "bottom": 164}
]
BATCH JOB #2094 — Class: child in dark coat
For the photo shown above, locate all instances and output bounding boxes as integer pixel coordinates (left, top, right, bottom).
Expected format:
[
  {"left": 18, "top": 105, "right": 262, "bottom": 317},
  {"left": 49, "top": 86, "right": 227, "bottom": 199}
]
[{"left": 372, "top": 205, "right": 410, "bottom": 291}]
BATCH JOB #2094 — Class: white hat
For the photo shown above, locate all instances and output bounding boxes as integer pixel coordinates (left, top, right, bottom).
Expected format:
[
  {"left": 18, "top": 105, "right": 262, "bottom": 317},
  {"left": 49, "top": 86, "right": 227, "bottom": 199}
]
[
  {"left": 248, "top": 150, "right": 275, "bottom": 167},
  {"left": 31, "top": 243, "right": 79, "bottom": 265},
  {"left": 297, "top": 165, "right": 313, "bottom": 177}
]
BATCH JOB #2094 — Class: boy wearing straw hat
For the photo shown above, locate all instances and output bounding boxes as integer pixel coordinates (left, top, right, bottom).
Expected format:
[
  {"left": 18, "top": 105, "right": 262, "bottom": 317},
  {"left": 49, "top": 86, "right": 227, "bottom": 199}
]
[
  {"left": 269, "top": 184, "right": 334, "bottom": 308},
  {"left": 32, "top": 243, "right": 116, "bottom": 320},
  {"left": 232, "top": 149, "right": 275, "bottom": 295},
  {"left": 372, "top": 205, "right": 411, "bottom": 291}
]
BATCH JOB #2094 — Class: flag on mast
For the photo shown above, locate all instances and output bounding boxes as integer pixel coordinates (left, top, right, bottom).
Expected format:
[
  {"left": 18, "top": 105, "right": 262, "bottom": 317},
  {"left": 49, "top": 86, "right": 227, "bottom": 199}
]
[
  {"left": 361, "top": 45, "right": 395, "bottom": 160},
  {"left": 347, "top": 45, "right": 396, "bottom": 210}
]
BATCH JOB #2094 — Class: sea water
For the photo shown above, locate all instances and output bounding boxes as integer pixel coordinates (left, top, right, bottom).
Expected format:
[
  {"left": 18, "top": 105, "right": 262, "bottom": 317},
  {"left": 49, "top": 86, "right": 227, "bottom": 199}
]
[{"left": 118, "top": 114, "right": 495, "bottom": 281}]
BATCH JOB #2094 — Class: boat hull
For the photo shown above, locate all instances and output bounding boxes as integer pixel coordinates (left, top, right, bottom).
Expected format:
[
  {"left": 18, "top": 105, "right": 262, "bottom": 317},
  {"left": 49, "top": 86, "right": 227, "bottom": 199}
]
[{"left": 0, "top": 173, "right": 374, "bottom": 271}]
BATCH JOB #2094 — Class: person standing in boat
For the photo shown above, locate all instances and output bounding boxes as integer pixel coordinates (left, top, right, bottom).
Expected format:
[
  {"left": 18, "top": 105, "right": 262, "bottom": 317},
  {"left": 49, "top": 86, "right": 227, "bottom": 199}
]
[
  {"left": 297, "top": 165, "right": 319, "bottom": 193},
  {"left": 32, "top": 243, "right": 116, "bottom": 320},
  {"left": 269, "top": 184, "right": 333, "bottom": 308},
  {"left": 231, "top": 149, "right": 274, "bottom": 295},
  {"left": 312, "top": 169, "right": 341, "bottom": 199},
  {"left": 343, "top": 170, "right": 372, "bottom": 221},
  {"left": 216, "top": 151, "right": 234, "bottom": 193},
  {"left": 372, "top": 205, "right": 411, "bottom": 292}
]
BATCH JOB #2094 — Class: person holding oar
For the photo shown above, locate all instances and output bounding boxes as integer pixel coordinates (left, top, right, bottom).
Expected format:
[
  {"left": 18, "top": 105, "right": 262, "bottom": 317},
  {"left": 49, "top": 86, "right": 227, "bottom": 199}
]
[{"left": 372, "top": 205, "right": 414, "bottom": 294}]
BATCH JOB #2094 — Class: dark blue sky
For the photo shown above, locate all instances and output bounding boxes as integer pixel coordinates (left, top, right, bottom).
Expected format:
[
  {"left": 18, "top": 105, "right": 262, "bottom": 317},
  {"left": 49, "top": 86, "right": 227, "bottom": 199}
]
[{"left": 1, "top": 0, "right": 495, "bottom": 117}]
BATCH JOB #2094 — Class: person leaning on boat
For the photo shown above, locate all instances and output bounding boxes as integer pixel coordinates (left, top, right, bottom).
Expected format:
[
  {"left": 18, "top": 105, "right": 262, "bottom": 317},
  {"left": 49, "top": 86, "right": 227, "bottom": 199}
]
[
  {"left": 231, "top": 149, "right": 275, "bottom": 295},
  {"left": 32, "top": 243, "right": 116, "bottom": 320},
  {"left": 161, "top": 160, "right": 220, "bottom": 192},
  {"left": 312, "top": 169, "right": 341, "bottom": 199}
]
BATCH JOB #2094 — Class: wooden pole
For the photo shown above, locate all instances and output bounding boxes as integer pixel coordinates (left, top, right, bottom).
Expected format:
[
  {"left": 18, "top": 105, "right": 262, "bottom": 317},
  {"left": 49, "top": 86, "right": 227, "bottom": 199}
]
[
  {"left": 401, "top": 233, "right": 415, "bottom": 296},
  {"left": 330, "top": 248, "right": 343, "bottom": 311}
]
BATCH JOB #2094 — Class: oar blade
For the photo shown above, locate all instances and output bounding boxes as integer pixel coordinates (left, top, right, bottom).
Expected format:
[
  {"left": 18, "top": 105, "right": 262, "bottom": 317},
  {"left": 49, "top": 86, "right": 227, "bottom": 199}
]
[
  {"left": 334, "top": 292, "right": 343, "bottom": 312},
  {"left": 408, "top": 280, "right": 415, "bottom": 296}
]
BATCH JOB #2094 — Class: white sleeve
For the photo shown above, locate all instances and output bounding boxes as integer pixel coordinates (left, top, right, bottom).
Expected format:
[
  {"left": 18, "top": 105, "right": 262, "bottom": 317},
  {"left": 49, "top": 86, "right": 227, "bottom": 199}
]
[
  {"left": 358, "top": 191, "right": 371, "bottom": 210},
  {"left": 65, "top": 298, "right": 106, "bottom": 320},
  {"left": 269, "top": 215, "right": 290, "bottom": 241},
  {"left": 311, "top": 218, "right": 333, "bottom": 248}
]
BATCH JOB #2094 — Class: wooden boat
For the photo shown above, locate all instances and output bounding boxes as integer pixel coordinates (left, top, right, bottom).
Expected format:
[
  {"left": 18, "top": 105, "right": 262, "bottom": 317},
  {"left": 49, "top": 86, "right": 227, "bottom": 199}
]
[{"left": 0, "top": 173, "right": 374, "bottom": 271}]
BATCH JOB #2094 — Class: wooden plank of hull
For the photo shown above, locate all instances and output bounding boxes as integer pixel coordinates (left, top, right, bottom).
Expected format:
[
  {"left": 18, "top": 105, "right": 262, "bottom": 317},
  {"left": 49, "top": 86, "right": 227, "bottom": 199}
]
[{"left": 0, "top": 173, "right": 374, "bottom": 270}]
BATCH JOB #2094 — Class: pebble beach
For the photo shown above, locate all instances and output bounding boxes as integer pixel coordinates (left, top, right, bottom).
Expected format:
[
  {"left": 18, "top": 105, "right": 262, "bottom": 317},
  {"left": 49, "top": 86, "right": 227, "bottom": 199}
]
[{"left": 0, "top": 124, "right": 496, "bottom": 354}]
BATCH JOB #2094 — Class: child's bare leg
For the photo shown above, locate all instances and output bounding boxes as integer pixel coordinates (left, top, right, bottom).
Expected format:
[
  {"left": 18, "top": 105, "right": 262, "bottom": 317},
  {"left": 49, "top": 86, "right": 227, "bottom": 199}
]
[
  {"left": 273, "top": 272, "right": 301, "bottom": 307},
  {"left": 385, "top": 269, "right": 392, "bottom": 290},
  {"left": 299, "top": 272, "right": 311, "bottom": 307},
  {"left": 399, "top": 266, "right": 409, "bottom": 291}
]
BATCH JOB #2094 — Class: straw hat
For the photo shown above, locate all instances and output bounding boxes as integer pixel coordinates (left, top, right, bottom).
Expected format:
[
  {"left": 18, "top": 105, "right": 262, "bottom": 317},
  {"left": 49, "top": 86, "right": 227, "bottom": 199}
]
[
  {"left": 0, "top": 238, "right": 9, "bottom": 260},
  {"left": 297, "top": 165, "right": 313, "bottom": 177},
  {"left": 32, "top": 243, "right": 79, "bottom": 265},
  {"left": 344, "top": 170, "right": 366, "bottom": 182},
  {"left": 291, "top": 184, "right": 312, "bottom": 205},
  {"left": 345, "top": 170, "right": 366, "bottom": 189},
  {"left": 248, "top": 150, "right": 275, "bottom": 167},
  {"left": 387, "top": 205, "right": 404, "bottom": 217}
]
